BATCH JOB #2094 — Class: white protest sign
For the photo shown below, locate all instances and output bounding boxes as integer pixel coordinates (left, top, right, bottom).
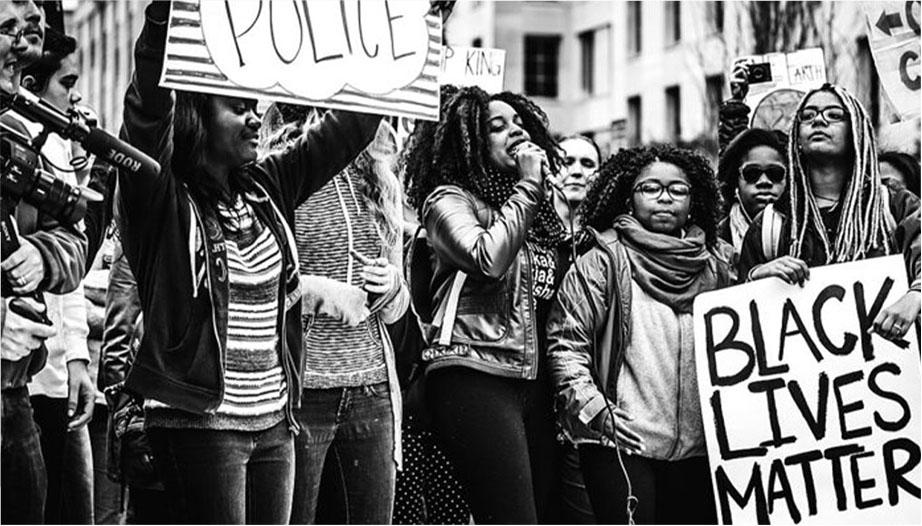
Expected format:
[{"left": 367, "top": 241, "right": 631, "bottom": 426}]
[
  {"left": 738, "top": 48, "right": 827, "bottom": 132},
  {"left": 439, "top": 46, "right": 506, "bottom": 93},
  {"left": 694, "top": 256, "right": 922, "bottom": 525},
  {"left": 863, "top": 1, "right": 921, "bottom": 120},
  {"left": 160, "top": 0, "right": 442, "bottom": 121}
]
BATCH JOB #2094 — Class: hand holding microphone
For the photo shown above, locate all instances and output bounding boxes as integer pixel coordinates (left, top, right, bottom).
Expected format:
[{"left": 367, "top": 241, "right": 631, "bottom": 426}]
[{"left": 511, "top": 141, "right": 563, "bottom": 196}]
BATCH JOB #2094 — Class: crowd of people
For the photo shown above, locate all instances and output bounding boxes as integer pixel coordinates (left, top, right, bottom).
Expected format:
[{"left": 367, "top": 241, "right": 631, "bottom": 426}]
[{"left": 1, "top": 1, "right": 919, "bottom": 525}]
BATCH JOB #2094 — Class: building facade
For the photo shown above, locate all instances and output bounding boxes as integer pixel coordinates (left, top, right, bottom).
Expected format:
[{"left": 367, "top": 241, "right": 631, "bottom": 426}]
[{"left": 63, "top": 1, "right": 906, "bottom": 158}]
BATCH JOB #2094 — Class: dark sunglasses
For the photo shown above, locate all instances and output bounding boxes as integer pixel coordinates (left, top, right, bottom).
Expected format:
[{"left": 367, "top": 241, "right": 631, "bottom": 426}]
[{"left": 739, "top": 163, "right": 786, "bottom": 184}]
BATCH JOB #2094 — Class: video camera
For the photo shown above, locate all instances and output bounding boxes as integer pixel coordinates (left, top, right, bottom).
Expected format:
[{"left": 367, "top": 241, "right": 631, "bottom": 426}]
[{"left": 0, "top": 88, "right": 160, "bottom": 300}]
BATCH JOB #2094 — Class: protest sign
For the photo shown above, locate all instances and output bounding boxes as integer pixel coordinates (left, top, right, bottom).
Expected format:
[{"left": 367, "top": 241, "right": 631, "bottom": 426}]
[
  {"left": 738, "top": 48, "right": 827, "bottom": 132},
  {"left": 160, "top": 0, "right": 441, "bottom": 121},
  {"left": 694, "top": 256, "right": 922, "bottom": 524},
  {"left": 439, "top": 45, "right": 506, "bottom": 93},
  {"left": 863, "top": 1, "right": 921, "bottom": 120}
]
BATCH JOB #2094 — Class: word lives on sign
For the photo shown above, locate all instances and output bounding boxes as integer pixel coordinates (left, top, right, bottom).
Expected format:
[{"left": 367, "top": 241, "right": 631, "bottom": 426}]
[
  {"left": 693, "top": 256, "right": 921, "bottom": 525},
  {"left": 160, "top": 0, "right": 441, "bottom": 121},
  {"left": 863, "top": 0, "right": 921, "bottom": 119}
]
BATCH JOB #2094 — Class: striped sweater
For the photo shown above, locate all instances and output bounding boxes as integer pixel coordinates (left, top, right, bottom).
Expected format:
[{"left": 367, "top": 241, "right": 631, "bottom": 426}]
[
  {"left": 146, "top": 196, "right": 287, "bottom": 431},
  {"left": 295, "top": 170, "right": 388, "bottom": 388}
]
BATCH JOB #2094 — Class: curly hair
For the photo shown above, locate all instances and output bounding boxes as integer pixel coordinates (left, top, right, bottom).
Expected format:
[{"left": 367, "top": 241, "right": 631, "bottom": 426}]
[
  {"left": 402, "top": 85, "right": 562, "bottom": 214},
  {"left": 580, "top": 144, "right": 723, "bottom": 247}
]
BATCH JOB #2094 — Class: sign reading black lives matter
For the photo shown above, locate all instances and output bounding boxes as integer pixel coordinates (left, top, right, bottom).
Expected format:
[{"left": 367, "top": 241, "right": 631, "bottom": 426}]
[
  {"left": 694, "top": 256, "right": 921, "bottom": 524},
  {"left": 159, "top": 0, "right": 441, "bottom": 121}
]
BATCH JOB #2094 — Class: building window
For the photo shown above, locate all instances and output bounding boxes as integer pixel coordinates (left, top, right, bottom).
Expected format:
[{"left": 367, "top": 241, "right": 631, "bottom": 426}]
[
  {"left": 627, "top": 1, "right": 642, "bottom": 55},
  {"left": 665, "top": 1, "right": 681, "bottom": 45},
  {"left": 627, "top": 95, "right": 642, "bottom": 146},
  {"left": 665, "top": 85, "right": 681, "bottom": 141},
  {"left": 471, "top": 37, "right": 482, "bottom": 48},
  {"left": 705, "top": 74, "right": 724, "bottom": 130},
  {"left": 579, "top": 29, "right": 595, "bottom": 95},
  {"left": 524, "top": 35, "right": 561, "bottom": 98},
  {"left": 707, "top": 1, "right": 725, "bottom": 33}
]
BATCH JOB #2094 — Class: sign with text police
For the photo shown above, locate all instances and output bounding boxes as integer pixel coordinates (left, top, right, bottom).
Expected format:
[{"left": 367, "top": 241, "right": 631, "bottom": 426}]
[
  {"left": 160, "top": 0, "right": 442, "bottom": 121},
  {"left": 693, "top": 256, "right": 921, "bottom": 524}
]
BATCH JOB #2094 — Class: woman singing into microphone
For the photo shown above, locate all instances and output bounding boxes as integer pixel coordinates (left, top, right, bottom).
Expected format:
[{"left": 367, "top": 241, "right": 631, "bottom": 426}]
[{"left": 403, "top": 86, "right": 565, "bottom": 524}]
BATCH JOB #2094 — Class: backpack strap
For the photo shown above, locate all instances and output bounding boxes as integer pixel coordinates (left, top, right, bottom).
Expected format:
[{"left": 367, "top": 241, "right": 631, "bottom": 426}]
[
  {"left": 436, "top": 271, "right": 468, "bottom": 346},
  {"left": 761, "top": 203, "right": 783, "bottom": 261},
  {"left": 880, "top": 184, "right": 897, "bottom": 238}
]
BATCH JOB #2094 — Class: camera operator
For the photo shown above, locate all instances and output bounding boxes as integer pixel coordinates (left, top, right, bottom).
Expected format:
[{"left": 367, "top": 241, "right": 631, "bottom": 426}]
[
  {"left": 12, "top": 27, "right": 96, "bottom": 524},
  {"left": 1, "top": 2, "right": 88, "bottom": 524}
]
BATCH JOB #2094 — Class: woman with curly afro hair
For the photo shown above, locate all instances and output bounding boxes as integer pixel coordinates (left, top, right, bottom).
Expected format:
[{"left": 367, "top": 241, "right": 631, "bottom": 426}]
[
  {"left": 547, "top": 145, "right": 735, "bottom": 524},
  {"left": 402, "top": 85, "right": 566, "bottom": 523}
]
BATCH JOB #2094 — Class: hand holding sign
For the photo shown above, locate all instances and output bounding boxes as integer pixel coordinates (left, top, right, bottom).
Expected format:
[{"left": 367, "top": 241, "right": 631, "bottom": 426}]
[
  {"left": 871, "top": 290, "right": 920, "bottom": 343},
  {"left": 201, "top": 0, "right": 430, "bottom": 99}
]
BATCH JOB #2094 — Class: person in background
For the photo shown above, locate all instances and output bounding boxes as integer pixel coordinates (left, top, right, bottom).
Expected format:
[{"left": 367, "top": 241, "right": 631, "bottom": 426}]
[
  {"left": 548, "top": 145, "right": 733, "bottom": 524},
  {"left": 878, "top": 150, "right": 920, "bottom": 197},
  {"left": 17, "top": 27, "right": 95, "bottom": 524},
  {"left": 739, "top": 84, "right": 920, "bottom": 345},
  {"left": 553, "top": 134, "right": 600, "bottom": 524},
  {"left": 403, "top": 85, "right": 565, "bottom": 524},
  {"left": 261, "top": 105, "right": 409, "bottom": 524}
]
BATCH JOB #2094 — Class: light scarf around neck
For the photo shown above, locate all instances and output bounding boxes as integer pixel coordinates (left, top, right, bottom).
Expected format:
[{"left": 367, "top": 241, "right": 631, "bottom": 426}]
[
  {"left": 729, "top": 201, "right": 751, "bottom": 251},
  {"left": 612, "top": 214, "right": 721, "bottom": 313}
]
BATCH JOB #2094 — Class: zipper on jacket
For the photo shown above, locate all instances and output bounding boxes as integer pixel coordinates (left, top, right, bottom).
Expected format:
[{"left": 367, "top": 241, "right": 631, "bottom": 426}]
[
  {"left": 522, "top": 243, "right": 539, "bottom": 380},
  {"left": 188, "top": 198, "right": 226, "bottom": 413}
]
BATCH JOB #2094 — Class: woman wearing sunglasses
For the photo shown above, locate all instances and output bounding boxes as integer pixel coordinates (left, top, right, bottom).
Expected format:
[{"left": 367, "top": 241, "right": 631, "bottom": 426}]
[
  {"left": 716, "top": 129, "right": 787, "bottom": 251},
  {"left": 547, "top": 145, "right": 734, "bottom": 524},
  {"left": 739, "top": 84, "right": 920, "bottom": 345}
]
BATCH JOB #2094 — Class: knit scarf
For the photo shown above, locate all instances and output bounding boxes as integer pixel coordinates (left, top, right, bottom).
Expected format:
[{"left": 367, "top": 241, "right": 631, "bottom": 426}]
[
  {"left": 480, "top": 168, "right": 565, "bottom": 299},
  {"left": 613, "top": 214, "right": 719, "bottom": 314}
]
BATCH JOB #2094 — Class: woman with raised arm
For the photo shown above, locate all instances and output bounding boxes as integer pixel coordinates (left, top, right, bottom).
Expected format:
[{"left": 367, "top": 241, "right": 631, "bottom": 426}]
[{"left": 116, "top": 3, "right": 380, "bottom": 523}]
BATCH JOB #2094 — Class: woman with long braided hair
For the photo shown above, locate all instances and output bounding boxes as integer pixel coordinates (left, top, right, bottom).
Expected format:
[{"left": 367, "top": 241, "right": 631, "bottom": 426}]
[
  {"left": 546, "top": 145, "right": 733, "bottom": 524},
  {"left": 403, "top": 86, "right": 565, "bottom": 523},
  {"left": 739, "top": 84, "right": 920, "bottom": 344}
]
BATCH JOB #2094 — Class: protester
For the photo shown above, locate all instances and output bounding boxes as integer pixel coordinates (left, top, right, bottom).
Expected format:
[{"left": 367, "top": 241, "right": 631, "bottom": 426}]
[
  {"left": 262, "top": 105, "right": 409, "bottom": 524},
  {"left": 1, "top": 3, "right": 87, "bottom": 523},
  {"left": 547, "top": 145, "right": 733, "bottom": 524},
  {"left": 879, "top": 150, "right": 920, "bottom": 197},
  {"left": 738, "top": 84, "right": 920, "bottom": 344},
  {"left": 117, "top": 2, "right": 381, "bottom": 523},
  {"left": 553, "top": 134, "right": 600, "bottom": 524},
  {"left": 16, "top": 27, "right": 95, "bottom": 524},
  {"left": 403, "top": 85, "right": 565, "bottom": 524}
]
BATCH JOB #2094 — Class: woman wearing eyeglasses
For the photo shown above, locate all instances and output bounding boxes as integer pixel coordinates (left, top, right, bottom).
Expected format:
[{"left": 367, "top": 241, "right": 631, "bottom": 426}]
[
  {"left": 546, "top": 145, "right": 734, "bottom": 524},
  {"left": 738, "top": 85, "right": 920, "bottom": 345}
]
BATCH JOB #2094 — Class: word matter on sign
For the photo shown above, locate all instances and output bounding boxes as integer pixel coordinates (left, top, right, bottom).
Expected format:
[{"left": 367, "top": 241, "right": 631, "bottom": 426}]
[{"left": 200, "top": 0, "right": 431, "bottom": 99}]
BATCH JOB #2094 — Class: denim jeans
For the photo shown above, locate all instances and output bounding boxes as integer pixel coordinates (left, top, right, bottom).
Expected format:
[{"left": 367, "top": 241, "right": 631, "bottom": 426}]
[
  {"left": 147, "top": 420, "right": 294, "bottom": 524},
  {"left": 291, "top": 383, "right": 396, "bottom": 524},
  {"left": 1, "top": 387, "right": 47, "bottom": 524},
  {"left": 30, "top": 394, "right": 95, "bottom": 524},
  {"left": 90, "top": 404, "right": 126, "bottom": 525}
]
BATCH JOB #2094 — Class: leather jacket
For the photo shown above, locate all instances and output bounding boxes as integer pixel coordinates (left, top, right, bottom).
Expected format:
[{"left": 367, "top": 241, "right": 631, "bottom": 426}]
[{"left": 416, "top": 180, "right": 546, "bottom": 379}]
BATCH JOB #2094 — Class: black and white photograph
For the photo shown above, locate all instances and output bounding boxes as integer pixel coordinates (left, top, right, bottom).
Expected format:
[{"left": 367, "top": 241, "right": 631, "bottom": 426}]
[{"left": 1, "top": 1, "right": 919, "bottom": 524}]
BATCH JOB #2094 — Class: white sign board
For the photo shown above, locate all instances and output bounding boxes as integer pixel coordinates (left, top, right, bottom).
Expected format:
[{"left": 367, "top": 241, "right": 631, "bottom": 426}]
[
  {"left": 160, "top": 0, "right": 442, "bottom": 121},
  {"left": 738, "top": 48, "right": 827, "bottom": 132},
  {"left": 863, "top": 1, "right": 921, "bottom": 120},
  {"left": 439, "top": 46, "right": 506, "bottom": 93},
  {"left": 694, "top": 256, "right": 922, "bottom": 524}
]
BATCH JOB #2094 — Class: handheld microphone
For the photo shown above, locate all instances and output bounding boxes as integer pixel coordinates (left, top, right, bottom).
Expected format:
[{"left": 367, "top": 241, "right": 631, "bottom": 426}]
[
  {"left": 510, "top": 141, "right": 564, "bottom": 192},
  {"left": 1, "top": 88, "right": 160, "bottom": 179}
]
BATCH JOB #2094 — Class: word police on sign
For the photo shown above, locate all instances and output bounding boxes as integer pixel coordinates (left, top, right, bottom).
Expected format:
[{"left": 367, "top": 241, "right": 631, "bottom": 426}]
[
  {"left": 864, "top": 0, "right": 921, "bottom": 119},
  {"left": 693, "top": 256, "right": 921, "bottom": 525}
]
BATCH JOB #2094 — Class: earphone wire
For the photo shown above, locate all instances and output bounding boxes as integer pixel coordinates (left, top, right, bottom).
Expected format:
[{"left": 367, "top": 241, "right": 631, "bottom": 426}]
[{"left": 550, "top": 182, "right": 637, "bottom": 525}]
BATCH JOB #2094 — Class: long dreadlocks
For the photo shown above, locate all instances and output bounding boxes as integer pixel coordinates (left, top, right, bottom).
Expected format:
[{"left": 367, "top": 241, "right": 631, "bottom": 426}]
[
  {"left": 402, "top": 85, "right": 562, "bottom": 214},
  {"left": 786, "top": 84, "right": 891, "bottom": 263}
]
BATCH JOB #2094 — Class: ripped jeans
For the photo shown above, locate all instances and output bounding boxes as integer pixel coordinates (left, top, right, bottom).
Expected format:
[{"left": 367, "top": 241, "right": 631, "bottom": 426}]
[{"left": 290, "top": 383, "right": 395, "bottom": 524}]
